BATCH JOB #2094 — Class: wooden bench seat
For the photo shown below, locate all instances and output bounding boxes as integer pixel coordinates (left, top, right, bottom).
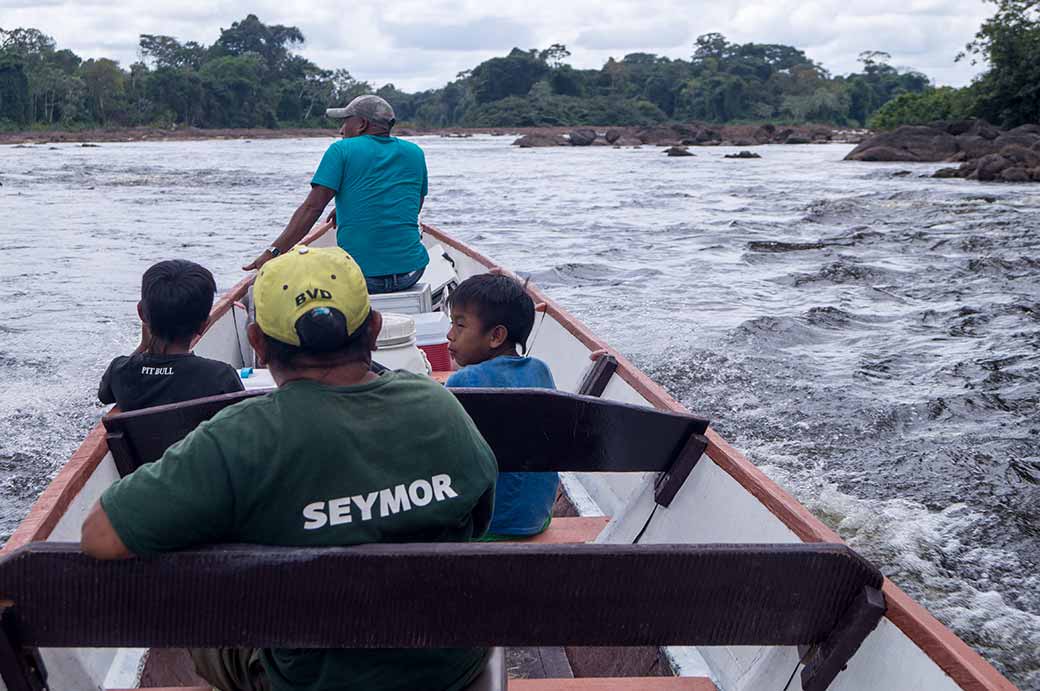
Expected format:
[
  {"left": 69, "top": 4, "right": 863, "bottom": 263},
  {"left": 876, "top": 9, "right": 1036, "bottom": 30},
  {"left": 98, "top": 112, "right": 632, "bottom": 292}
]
[
  {"left": 102, "top": 388, "right": 711, "bottom": 510},
  {"left": 2, "top": 541, "right": 884, "bottom": 691}
]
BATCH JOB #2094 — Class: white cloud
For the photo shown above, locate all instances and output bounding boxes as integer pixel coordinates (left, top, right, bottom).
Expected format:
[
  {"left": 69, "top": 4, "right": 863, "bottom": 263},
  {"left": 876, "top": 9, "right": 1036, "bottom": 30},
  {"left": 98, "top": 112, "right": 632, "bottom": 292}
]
[
  {"left": 0, "top": 0, "right": 993, "bottom": 90},
  {"left": 381, "top": 16, "right": 534, "bottom": 51},
  {"left": 576, "top": 19, "right": 692, "bottom": 50}
]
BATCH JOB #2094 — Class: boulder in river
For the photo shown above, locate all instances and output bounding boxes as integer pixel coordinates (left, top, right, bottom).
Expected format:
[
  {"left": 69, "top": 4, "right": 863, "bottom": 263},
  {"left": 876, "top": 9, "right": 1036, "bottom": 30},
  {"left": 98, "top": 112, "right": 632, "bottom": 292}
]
[
  {"left": 972, "top": 153, "right": 1014, "bottom": 181},
  {"left": 933, "top": 119, "right": 1000, "bottom": 139},
  {"left": 1001, "top": 167, "right": 1032, "bottom": 182},
  {"left": 933, "top": 167, "right": 962, "bottom": 179},
  {"left": 725, "top": 150, "right": 762, "bottom": 159},
  {"left": 1000, "top": 144, "right": 1040, "bottom": 169},
  {"left": 784, "top": 134, "right": 813, "bottom": 145},
  {"left": 845, "top": 125, "right": 959, "bottom": 162},
  {"left": 513, "top": 133, "right": 566, "bottom": 148},
  {"left": 636, "top": 126, "right": 681, "bottom": 146},
  {"left": 693, "top": 128, "right": 722, "bottom": 143},
  {"left": 753, "top": 125, "right": 774, "bottom": 143},
  {"left": 956, "top": 135, "right": 1000, "bottom": 160},
  {"left": 604, "top": 128, "right": 623, "bottom": 144},
  {"left": 613, "top": 136, "right": 642, "bottom": 147},
  {"left": 568, "top": 128, "right": 597, "bottom": 146},
  {"left": 992, "top": 129, "right": 1040, "bottom": 151},
  {"left": 664, "top": 146, "right": 695, "bottom": 157},
  {"left": 1010, "top": 124, "right": 1040, "bottom": 136}
]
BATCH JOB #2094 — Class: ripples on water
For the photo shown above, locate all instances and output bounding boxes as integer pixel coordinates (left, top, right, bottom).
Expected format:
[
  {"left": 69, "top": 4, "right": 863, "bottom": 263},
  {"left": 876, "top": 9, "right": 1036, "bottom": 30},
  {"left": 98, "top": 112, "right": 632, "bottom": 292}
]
[{"left": 1, "top": 137, "right": 1038, "bottom": 687}]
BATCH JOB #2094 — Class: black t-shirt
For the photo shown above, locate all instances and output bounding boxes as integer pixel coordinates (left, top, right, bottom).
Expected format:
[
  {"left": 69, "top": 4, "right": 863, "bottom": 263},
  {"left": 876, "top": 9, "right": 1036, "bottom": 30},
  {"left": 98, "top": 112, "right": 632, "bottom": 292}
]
[{"left": 98, "top": 352, "right": 245, "bottom": 412}]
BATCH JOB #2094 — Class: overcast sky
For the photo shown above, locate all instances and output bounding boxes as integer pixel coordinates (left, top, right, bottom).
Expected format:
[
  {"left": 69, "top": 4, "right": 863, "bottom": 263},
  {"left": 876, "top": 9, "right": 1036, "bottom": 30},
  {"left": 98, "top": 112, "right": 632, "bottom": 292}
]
[{"left": 0, "top": 0, "right": 993, "bottom": 91}]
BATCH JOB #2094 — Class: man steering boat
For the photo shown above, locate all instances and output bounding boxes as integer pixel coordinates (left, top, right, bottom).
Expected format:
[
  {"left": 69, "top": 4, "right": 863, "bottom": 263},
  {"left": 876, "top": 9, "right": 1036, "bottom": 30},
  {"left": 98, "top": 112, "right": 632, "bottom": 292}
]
[{"left": 245, "top": 95, "right": 430, "bottom": 295}]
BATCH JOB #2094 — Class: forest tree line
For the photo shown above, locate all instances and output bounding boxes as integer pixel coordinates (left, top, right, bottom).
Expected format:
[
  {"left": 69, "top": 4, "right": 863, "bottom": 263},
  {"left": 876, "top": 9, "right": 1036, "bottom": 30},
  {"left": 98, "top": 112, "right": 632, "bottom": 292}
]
[{"left": 1, "top": 1, "right": 1036, "bottom": 132}]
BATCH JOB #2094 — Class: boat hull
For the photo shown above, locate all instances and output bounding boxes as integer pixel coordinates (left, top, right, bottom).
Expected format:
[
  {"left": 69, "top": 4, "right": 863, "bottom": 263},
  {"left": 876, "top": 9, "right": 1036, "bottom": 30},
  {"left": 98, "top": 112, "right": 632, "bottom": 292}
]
[{"left": 0, "top": 222, "right": 1016, "bottom": 691}]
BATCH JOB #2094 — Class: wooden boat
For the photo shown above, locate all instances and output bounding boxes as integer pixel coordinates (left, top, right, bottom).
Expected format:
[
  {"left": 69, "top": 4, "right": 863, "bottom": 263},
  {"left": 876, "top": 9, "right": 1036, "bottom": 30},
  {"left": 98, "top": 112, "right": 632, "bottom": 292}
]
[{"left": 0, "top": 221, "right": 1018, "bottom": 691}]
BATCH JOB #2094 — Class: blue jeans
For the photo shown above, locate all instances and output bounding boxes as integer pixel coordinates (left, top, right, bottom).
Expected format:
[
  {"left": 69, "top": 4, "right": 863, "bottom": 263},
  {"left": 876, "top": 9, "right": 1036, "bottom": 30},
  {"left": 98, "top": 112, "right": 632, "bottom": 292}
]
[{"left": 366, "top": 267, "right": 425, "bottom": 295}]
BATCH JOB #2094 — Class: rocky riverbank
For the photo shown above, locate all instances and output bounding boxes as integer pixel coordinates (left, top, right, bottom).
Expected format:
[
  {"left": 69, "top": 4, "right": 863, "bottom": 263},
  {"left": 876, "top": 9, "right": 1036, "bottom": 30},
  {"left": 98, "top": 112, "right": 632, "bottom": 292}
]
[
  {"left": 844, "top": 120, "right": 1040, "bottom": 182},
  {"left": 0, "top": 123, "right": 867, "bottom": 147},
  {"left": 512, "top": 123, "right": 867, "bottom": 148},
  {"left": 0, "top": 127, "right": 340, "bottom": 146}
]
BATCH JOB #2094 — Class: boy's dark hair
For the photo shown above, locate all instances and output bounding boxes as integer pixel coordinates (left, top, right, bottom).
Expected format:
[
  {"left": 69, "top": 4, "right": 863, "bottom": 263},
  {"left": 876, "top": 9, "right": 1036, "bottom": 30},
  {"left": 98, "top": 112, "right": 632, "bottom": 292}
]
[
  {"left": 263, "top": 310, "right": 375, "bottom": 368},
  {"left": 141, "top": 260, "right": 217, "bottom": 344},
  {"left": 447, "top": 273, "right": 535, "bottom": 352}
]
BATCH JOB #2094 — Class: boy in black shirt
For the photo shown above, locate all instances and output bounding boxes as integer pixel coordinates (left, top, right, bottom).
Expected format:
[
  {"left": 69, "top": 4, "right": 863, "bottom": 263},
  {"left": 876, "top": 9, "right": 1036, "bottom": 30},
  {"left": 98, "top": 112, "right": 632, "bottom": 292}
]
[{"left": 99, "top": 260, "right": 244, "bottom": 411}]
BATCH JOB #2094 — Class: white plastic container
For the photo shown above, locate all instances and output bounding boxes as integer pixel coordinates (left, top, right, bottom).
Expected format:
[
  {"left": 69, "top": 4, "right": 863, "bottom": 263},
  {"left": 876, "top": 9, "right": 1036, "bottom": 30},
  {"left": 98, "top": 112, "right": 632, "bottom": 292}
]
[
  {"left": 373, "top": 313, "right": 431, "bottom": 375},
  {"left": 369, "top": 282, "right": 432, "bottom": 315},
  {"left": 413, "top": 312, "right": 451, "bottom": 343}
]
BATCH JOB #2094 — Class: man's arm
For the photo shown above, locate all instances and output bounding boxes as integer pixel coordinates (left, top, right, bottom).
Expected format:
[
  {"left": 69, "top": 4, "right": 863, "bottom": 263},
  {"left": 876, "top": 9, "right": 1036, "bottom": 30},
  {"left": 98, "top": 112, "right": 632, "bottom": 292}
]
[
  {"left": 243, "top": 185, "right": 336, "bottom": 271},
  {"left": 81, "top": 501, "right": 132, "bottom": 559}
]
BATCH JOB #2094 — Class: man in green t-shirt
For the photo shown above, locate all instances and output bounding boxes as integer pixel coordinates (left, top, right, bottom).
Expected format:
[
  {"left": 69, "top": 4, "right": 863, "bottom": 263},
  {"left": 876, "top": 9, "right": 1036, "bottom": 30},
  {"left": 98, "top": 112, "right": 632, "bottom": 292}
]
[
  {"left": 244, "top": 95, "right": 430, "bottom": 295},
  {"left": 81, "top": 246, "right": 498, "bottom": 691}
]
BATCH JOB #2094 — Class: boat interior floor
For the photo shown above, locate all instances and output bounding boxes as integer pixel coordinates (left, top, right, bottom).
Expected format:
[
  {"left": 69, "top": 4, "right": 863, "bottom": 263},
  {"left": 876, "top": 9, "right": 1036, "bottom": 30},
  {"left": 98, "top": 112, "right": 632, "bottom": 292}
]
[
  {"left": 133, "top": 650, "right": 717, "bottom": 690},
  {"left": 126, "top": 679, "right": 717, "bottom": 691},
  {"left": 137, "top": 645, "right": 579, "bottom": 688}
]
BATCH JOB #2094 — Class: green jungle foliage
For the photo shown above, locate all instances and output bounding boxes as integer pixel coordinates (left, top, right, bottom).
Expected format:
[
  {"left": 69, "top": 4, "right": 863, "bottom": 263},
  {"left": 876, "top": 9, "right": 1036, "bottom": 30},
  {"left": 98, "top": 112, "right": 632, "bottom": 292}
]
[
  {"left": 868, "top": 87, "right": 975, "bottom": 129},
  {"left": 962, "top": 0, "right": 1040, "bottom": 127},
  {"left": 3, "top": 7, "right": 1035, "bottom": 131},
  {"left": 864, "top": 1, "right": 1040, "bottom": 129}
]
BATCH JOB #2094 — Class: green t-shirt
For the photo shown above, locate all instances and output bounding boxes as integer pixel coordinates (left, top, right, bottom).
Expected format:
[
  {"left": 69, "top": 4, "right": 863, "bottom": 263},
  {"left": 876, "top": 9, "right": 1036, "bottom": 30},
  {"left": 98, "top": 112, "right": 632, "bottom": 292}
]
[
  {"left": 311, "top": 135, "right": 430, "bottom": 277},
  {"left": 101, "top": 371, "right": 497, "bottom": 691}
]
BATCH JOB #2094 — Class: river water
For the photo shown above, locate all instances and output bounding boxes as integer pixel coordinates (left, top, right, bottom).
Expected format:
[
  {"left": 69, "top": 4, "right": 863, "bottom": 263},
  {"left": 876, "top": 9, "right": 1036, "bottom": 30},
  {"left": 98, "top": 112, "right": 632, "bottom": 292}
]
[{"left": 1, "top": 135, "right": 1038, "bottom": 687}]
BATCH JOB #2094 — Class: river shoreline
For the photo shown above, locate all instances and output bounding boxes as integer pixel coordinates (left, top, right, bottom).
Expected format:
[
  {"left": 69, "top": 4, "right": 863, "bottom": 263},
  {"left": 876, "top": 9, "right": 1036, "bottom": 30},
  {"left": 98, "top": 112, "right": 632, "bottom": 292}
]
[{"left": 0, "top": 123, "right": 867, "bottom": 146}]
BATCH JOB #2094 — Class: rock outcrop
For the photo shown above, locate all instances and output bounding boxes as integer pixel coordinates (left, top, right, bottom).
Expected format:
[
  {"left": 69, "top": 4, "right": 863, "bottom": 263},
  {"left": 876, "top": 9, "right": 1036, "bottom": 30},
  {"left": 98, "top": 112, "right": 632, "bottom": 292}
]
[
  {"left": 725, "top": 150, "right": 762, "bottom": 159},
  {"left": 664, "top": 146, "right": 695, "bottom": 157},
  {"left": 568, "top": 128, "right": 597, "bottom": 146},
  {"left": 512, "top": 133, "right": 567, "bottom": 148},
  {"left": 637, "top": 126, "right": 682, "bottom": 146},
  {"left": 507, "top": 122, "right": 861, "bottom": 151},
  {"left": 846, "top": 119, "right": 1040, "bottom": 182},
  {"left": 845, "top": 125, "right": 959, "bottom": 162}
]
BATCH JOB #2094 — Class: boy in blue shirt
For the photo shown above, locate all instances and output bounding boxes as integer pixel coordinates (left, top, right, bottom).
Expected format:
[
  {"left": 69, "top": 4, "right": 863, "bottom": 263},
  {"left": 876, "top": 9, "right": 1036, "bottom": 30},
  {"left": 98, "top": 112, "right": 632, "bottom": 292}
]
[{"left": 446, "top": 273, "right": 558, "bottom": 538}]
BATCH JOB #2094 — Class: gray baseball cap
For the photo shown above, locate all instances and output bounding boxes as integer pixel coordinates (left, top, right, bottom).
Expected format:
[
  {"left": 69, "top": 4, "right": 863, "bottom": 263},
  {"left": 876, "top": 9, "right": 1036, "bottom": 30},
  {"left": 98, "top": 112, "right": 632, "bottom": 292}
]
[{"left": 326, "top": 95, "right": 396, "bottom": 126}]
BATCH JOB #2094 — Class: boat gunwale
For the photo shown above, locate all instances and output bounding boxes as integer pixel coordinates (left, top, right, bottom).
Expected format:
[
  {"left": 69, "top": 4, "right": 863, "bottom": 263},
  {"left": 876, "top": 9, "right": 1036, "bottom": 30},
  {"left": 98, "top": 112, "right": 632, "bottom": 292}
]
[
  {"left": 420, "top": 222, "right": 1016, "bottom": 691},
  {"left": 0, "top": 221, "right": 1016, "bottom": 691}
]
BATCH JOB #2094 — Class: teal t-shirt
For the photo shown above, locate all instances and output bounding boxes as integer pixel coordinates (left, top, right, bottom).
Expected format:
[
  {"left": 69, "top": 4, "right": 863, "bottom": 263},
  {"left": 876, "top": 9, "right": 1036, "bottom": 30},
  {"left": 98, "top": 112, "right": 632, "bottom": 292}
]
[
  {"left": 311, "top": 135, "right": 430, "bottom": 277},
  {"left": 101, "top": 371, "right": 497, "bottom": 691}
]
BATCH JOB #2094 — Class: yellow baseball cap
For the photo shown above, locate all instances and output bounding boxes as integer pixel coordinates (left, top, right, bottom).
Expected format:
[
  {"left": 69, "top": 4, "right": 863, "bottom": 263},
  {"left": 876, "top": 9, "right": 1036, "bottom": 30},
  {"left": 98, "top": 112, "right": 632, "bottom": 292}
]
[{"left": 254, "top": 245, "right": 371, "bottom": 347}]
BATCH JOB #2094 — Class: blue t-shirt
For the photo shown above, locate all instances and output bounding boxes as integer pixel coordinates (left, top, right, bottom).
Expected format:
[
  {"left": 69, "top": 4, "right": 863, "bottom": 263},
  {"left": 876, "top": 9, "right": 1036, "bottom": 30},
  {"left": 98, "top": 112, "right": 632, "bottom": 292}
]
[
  {"left": 447, "top": 356, "right": 559, "bottom": 536},
  {"left": 311, "top": 135, "right": 430, "bottom": 277}
]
